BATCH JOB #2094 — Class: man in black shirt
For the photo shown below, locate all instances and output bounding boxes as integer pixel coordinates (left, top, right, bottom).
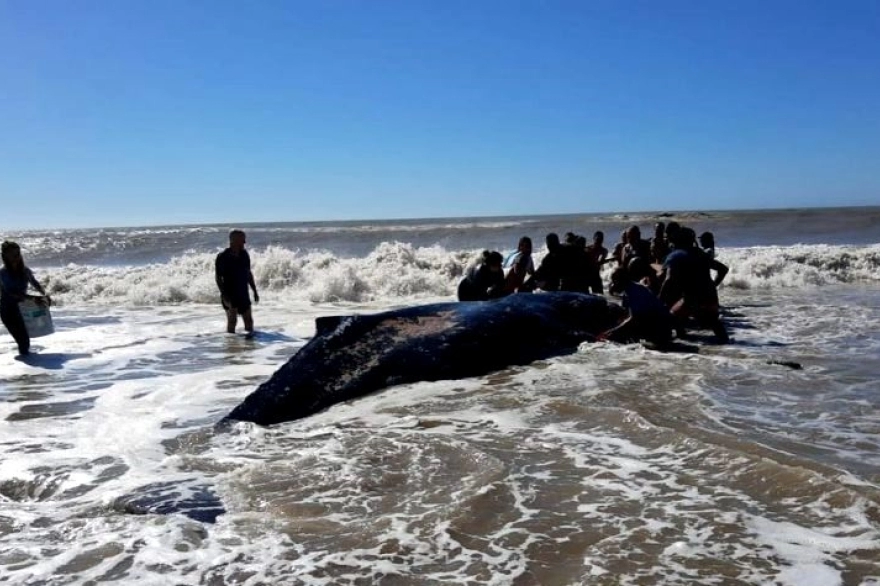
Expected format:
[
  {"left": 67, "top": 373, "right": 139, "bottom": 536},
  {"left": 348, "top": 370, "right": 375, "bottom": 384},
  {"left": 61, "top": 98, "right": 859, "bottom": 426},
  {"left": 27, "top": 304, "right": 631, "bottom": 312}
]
[
  {"left": 521, "top": 233, "right": 564, "bottom": 292},
  {"left": 215, "top": 229, "right": 259, "bottom": 337}
]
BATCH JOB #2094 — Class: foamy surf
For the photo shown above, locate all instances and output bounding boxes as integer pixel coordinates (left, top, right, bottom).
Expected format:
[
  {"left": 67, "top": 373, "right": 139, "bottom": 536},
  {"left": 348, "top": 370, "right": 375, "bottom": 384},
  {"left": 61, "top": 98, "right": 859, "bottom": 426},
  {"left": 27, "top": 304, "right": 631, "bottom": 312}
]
[
  {"left": 2, "top": 209, "right": 879, "bottom": 583},
  {"left": 24, "top": 241, "right": 880, "bottom": 308}
]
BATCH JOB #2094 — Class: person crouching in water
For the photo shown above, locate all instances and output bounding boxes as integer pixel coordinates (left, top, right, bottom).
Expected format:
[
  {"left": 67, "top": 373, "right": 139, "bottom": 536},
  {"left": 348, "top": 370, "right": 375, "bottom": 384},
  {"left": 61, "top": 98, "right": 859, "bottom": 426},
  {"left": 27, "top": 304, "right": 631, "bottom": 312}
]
[
  {"left": 502, "top": 237, "right": 535, "bottom": 294},
  {"left": 458, "top": 250, "right": 506, "bottom": 301},
  {"left": 599, "top": 267, "right": 673, "bottom": 346},
  {"left": 0, "top": 241, "right": 52, "bottom": 356}
]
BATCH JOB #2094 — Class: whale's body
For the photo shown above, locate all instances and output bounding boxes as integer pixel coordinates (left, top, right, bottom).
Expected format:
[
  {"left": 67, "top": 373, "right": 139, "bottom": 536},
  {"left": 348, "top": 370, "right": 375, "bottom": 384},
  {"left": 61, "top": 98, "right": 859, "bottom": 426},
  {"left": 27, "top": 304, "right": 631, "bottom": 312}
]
[{"left": 224, "top": 292, "right": 614, "bottom": 426}]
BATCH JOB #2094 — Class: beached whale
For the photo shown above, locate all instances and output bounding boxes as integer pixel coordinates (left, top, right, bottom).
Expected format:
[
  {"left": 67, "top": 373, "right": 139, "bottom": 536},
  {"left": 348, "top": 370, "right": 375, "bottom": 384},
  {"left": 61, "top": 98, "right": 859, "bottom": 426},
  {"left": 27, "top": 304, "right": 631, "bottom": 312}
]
[{"left": 223, "top": 292, "right": 616, "bottom": 426}]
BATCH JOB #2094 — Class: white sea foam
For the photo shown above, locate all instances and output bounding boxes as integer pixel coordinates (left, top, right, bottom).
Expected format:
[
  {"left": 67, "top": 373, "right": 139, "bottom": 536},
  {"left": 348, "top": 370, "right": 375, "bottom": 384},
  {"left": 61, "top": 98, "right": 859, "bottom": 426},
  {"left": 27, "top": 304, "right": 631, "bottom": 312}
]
[{"left": 721, "top": 243, "right": 880, "bottom": 289}]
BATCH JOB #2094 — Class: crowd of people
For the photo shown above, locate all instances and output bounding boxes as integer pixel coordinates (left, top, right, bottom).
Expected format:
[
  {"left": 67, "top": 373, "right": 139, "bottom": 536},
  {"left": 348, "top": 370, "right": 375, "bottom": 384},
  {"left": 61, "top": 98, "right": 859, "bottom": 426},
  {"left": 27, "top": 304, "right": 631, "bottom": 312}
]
[
  {"left": 457, "top": 221, "right": 730, "bottom": 345},
  {"left": 1, "top": 222, "right": 729, "bottom": 358}
]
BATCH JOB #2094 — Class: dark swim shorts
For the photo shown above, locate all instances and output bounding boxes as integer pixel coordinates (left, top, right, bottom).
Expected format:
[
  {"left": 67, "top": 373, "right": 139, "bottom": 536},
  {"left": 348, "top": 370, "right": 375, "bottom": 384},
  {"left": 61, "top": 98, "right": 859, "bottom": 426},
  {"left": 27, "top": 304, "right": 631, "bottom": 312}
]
[{"left": 221, "top": 296, "right": 252, "bottom": 314}]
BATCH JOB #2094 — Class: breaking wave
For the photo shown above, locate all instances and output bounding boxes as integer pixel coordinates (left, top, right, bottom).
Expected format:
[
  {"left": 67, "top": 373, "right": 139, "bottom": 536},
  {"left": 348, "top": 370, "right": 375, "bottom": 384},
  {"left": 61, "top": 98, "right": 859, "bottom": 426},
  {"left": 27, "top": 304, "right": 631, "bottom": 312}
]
[{"left": 35, "top": 242, "right": 880, "bottom": 306}]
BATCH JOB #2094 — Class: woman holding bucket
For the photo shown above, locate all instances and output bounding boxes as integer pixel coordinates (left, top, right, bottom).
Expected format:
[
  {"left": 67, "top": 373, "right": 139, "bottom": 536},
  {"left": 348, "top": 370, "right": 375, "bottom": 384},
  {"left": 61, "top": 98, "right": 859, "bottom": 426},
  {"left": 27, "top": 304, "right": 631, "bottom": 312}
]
[{"left": 0, "top": 241, "right": 51, "bottom": 356}]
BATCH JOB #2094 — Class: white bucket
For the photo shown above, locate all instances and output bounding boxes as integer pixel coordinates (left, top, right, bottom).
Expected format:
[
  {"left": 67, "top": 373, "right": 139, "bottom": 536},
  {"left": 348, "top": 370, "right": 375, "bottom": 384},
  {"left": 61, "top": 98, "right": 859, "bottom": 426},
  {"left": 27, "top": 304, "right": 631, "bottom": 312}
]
[{"left": 19, "top": 299, "right": 55, "bottom": 338}]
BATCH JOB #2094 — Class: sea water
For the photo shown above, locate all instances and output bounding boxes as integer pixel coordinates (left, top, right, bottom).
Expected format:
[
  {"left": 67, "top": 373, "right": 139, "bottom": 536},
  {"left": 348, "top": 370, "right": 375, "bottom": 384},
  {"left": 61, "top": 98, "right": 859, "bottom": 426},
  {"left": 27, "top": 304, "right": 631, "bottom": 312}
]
[{"left": 1, "top": 207, "right": 879, "bottom": 585}]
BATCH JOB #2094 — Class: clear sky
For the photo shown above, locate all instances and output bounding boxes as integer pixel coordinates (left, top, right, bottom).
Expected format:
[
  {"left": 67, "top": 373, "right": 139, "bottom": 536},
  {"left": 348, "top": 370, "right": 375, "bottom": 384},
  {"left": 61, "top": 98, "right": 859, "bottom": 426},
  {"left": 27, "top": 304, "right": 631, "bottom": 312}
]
[{"left": 2, "top": 0, "right": 879, "bottom": 229}]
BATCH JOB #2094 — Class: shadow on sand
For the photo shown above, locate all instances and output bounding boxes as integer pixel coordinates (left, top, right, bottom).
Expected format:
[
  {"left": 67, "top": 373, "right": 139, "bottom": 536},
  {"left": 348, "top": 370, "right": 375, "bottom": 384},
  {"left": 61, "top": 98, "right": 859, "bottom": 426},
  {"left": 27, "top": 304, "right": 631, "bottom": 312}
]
[
  {"left": 225, "top": 330, "right": 300, "bottom": 343},
  {"left": 251, "top": 331, "right": 299, "bottom": 343},
  {"left": 14, "top": 352, "right": 92, "bottom": 370}
]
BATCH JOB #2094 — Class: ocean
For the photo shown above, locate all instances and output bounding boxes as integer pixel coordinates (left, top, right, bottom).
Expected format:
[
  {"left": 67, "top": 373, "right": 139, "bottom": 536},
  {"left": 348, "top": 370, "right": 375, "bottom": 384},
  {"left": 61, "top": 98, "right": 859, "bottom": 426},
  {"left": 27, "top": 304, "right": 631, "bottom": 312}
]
[{"left": 1, "top": 207, "right": 879, "bottom": 585}]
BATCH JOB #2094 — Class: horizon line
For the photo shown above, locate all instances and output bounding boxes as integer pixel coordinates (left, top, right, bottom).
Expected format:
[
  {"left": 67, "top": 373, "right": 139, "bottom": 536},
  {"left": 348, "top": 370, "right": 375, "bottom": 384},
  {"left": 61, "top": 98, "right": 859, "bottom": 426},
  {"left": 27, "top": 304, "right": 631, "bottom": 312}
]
[{"left": 3, "top": 203, "right": 878, "bottom": 233}]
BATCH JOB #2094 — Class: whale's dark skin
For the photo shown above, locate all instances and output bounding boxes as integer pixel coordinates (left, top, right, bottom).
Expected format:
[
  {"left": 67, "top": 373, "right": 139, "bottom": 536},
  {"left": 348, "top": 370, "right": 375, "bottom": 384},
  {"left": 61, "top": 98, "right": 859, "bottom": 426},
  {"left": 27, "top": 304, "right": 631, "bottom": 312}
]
[{"left": 223, "top": 292, "right": 616, "bottom": 426}]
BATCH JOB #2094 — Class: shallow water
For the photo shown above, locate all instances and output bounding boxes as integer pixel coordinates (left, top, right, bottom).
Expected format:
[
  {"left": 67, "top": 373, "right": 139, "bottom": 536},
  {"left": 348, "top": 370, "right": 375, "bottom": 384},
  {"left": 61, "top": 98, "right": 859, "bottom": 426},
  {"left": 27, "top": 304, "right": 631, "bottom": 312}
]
[
  {"left": 2, "top": 208, "right": 879, "bottom": 584},
  {"left": 1, "top": 283, "right": 879, "bottom": 585}
]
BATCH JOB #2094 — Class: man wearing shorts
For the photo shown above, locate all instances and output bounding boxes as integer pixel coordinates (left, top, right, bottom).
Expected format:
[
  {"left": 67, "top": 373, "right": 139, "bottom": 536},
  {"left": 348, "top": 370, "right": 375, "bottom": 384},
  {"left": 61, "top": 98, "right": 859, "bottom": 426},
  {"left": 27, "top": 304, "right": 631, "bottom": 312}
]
[{"left": 215, "top": 229, "right": 259, "bottom": 336}]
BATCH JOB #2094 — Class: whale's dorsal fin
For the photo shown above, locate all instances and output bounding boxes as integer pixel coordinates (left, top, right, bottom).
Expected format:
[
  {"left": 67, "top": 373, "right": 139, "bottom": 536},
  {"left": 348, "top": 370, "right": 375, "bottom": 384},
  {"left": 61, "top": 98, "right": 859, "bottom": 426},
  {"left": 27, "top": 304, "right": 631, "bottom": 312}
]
[{"left": 315, "top": 315, "right": 347, "bottom": 336}]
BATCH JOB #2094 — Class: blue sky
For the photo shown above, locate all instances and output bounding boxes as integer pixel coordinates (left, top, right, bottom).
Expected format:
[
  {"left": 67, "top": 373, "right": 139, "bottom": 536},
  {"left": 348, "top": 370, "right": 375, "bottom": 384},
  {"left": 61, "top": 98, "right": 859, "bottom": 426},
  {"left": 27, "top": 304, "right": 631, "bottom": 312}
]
[{"left": 1, "top": 0, "right": 879, "bottom": 229}]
